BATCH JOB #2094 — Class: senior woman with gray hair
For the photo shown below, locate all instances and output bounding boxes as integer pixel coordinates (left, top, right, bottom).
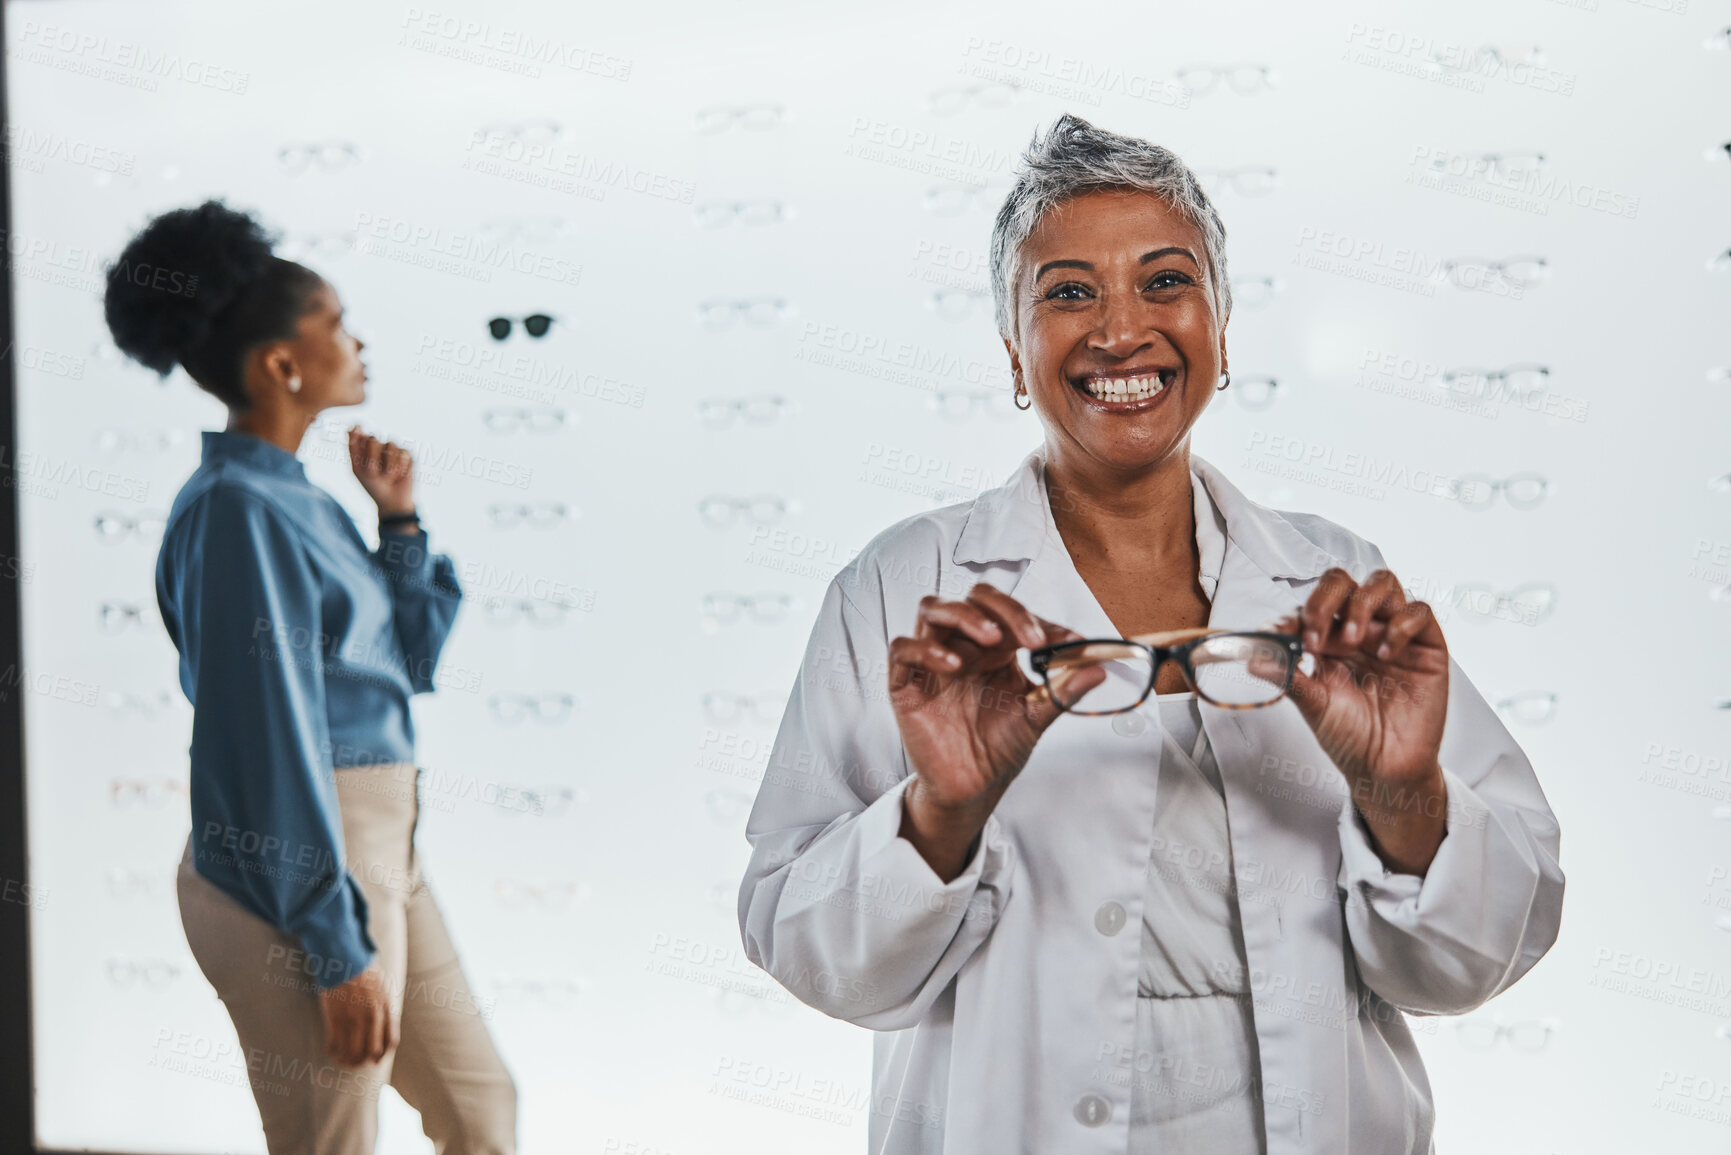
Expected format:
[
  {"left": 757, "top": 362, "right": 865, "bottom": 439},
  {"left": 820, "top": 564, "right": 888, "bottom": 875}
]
[{"left": 738, "top": 114, "right": 1563, "bottom": 1154}]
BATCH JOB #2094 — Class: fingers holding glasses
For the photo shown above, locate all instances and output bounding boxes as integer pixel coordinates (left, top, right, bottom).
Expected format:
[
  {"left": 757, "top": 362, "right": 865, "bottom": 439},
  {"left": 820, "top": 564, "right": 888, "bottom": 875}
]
[
  {"left": 1299, "top": 567, "right": 1445, "bottom": 668},
  {"left": 1339, "top": 569, "right": 1407, "bottom": 649},
  {"left": 900, "top": 585, "right": 1050, "bottom": 675},
  {"left": 1373, "top": 597, "right": 1446, "bottom": 665},
  {"left": 889, "top": 633, "right": 970, "bottom": 692},
  {"left": 1301, "top": 568, "right": 1390, "bottom": 655},
  {"left": 1298, "top": 567, "right": 1355, "bottom": 654},
  {"left": 964, "top": 583, "right": 1051, "bottom": 651},
  {"left": 912, "top": 592, "right": 1009, "bottom": 655}
]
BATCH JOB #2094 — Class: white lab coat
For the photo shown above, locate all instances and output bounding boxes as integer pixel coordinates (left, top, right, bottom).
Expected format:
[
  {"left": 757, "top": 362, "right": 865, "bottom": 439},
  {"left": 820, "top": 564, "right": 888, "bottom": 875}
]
[{"left": 738, "top": 447, "right": 1564, "bottom": 1154}]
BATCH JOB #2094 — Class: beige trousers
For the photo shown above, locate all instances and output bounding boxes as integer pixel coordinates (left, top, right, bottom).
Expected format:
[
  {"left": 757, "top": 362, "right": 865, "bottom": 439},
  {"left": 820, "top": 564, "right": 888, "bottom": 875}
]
[{"left": 176, "top": 762, "right": 517, "bottom": 1154}]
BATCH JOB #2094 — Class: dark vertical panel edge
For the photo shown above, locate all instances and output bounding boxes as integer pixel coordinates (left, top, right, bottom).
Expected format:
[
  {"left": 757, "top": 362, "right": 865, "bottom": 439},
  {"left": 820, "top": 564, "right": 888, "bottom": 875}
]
[{"left": 0, "top": 0, "right": 34, "bottom": 1151}]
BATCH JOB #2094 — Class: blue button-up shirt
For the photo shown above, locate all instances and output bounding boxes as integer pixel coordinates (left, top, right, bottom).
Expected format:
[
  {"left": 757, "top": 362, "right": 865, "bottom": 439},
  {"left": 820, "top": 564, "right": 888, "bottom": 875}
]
[{"left": 156, "top": 430, "right": 462, "bottom": 988}]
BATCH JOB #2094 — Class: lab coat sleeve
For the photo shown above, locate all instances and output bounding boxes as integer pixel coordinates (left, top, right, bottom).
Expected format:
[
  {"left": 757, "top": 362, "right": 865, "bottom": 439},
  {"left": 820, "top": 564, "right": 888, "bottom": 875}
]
[
  {"left": 1335, "top": 544, "right": 1565, "bottom": 1014},
  {"left": 738, "top": 572, "right": 1014, "bottom": 1031}
]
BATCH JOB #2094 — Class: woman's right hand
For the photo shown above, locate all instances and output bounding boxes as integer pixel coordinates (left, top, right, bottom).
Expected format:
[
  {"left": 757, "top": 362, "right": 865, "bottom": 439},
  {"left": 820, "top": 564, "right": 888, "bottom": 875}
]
[
  {"left": 887, "top": 583, "right": 1098, "bottom": 880},
  {"left": 319, "top": 960, "right": 397, "bottom": 1067}
]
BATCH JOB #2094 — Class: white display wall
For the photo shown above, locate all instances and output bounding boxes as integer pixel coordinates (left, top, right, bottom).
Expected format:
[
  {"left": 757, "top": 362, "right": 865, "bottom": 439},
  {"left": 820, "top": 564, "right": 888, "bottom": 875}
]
[{"left": 7, "top": 0, "right": 1727, "bottom": 1151}]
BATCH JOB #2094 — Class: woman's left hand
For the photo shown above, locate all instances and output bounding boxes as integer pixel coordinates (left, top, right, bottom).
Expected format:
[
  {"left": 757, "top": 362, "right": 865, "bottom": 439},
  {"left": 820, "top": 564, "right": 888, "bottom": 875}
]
[
  {"left": 348, "top": 426, "right": 416, "bottom": 517},
  {"left": 1272, "top": 567, "right": 1451, "bottom": 874}
]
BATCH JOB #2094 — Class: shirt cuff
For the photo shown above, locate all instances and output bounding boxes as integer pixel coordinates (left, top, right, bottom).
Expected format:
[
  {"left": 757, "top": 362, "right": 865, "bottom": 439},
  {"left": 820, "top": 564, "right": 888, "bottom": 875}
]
[
  {"left": 853, "top": 775, "right": 1012, "bottom": 920},
  {"left": 376, "top": 532, "right": 459, "bottom": 594},
  {"left": 292, "top": 879, "right": 378, "bottom": 991},
  {"left": 1337, "top": 765, "right": 1489, "bottom": 911}
]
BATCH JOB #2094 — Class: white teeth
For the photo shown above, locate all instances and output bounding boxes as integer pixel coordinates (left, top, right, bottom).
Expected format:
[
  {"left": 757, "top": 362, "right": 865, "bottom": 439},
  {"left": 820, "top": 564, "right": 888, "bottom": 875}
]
[{"left": 1082, "top": 372, "right": 1169, "bottom": 401}]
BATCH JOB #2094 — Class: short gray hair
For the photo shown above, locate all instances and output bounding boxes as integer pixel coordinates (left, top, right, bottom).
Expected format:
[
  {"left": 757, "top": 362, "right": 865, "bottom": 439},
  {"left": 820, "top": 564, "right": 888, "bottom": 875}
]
[{"left": 989, "top": 113, "right": 1231, "bottom": 342}]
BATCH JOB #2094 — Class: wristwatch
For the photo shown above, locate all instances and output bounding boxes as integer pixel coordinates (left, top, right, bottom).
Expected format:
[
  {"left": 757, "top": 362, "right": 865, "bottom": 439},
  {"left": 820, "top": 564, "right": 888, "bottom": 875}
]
[{"left": 379, "top": 508, "right": 421, "bottom": 533}]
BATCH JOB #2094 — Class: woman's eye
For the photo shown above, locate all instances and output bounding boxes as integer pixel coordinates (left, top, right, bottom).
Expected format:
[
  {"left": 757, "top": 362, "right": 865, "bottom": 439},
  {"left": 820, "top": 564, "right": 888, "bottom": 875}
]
[
  {"left": 1044, "top": 282, "right": 1090, "bottom": 301},
  {"left": 1146, "top": 271, "right": 1191, "bottom": 291}
]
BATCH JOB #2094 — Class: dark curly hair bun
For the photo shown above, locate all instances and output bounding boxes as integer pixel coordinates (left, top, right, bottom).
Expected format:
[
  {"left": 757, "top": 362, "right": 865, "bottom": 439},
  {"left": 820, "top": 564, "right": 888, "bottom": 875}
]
[{"left": 103, "top": 199, "right": 279, "bottom": 377}]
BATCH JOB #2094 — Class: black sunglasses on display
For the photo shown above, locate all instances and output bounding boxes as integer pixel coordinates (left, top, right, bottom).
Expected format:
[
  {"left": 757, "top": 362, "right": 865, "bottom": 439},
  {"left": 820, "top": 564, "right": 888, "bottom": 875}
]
[{"left": 488, "top": 314, "right": 557, "bottom": 340}]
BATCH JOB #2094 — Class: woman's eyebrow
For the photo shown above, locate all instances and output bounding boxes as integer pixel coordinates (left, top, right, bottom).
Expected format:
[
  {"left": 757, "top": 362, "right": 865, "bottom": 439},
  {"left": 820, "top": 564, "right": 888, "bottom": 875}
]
[
  {"left": 1141, "top": 247, "right": 1199, "bottom": 268},
  {"left": 1034, "top": 248, "right": 1200, "bottom": 280},
  {"left": 1034, "top": 258, "right": 1092, "bottom": 279}
]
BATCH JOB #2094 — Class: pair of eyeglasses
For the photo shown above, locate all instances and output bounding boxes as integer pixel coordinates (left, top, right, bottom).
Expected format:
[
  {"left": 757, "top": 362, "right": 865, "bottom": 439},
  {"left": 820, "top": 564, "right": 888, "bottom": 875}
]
[
  {"left": 927, "top": 80, "right": 1021, "bottom": 115},
  {"left": 104, "top": 690, "right": 174, "bottom": 716},
  {"left": 503, "top": 785, "right": 579, "bottom": 818},
  {"left": 1424, "top": 44, "right": 1544, "bottom": 75},
  {"left": 94, "top": 511, "right": 166, "bottom": 542},
  {"left": 1028, "top": 628, "right": 1304, "bottom": 714},
  {"left": 1195, "top": 165, "right": 1280, "bottom": 197},
  {"left": 1231, "top": 275, "right": 1283, "bottom": 309},
  {"left": 693, "top": 199, "right": 785, "bottom": 228},
  {"left": 106, "top": 956, "right": 180, "bottom": 987},
  {"left": 99, "top": 601, "right": 151, "bottom": 633},
  {"left": 1442, "top": 256, "right": 1549, "bottom": 291},
  {"left": 698, "top": 394, "right": 790, "bottom": 428},
  {"left": 1430, "top": 150, "right": 1546, "bottom": 180},
  {"left": 488, "top": 501, "right": 574, "bottom": 528},
  {"left": 494, "top": 878, "right": 588, "bottom": 910},
  {"left": 698, "top": 494, "right": 787, "bottom": 528},
  {"left": 702, "top": 691, "right": 787, "bottom": 726},
  {"left": 484, "top": 597, "right": 579, "bottom": 626},
  {"left": 95, "top": 428, "right": 186, "bottom": 454},
  {"left": 1454, "top": 1018, "right": 1556, "bottom": 1051},
  {"left": 278, "top": 231, "right": 357, "bottom": 261},
  {"left": 705, "top": 788, "right": 755, "bottom": 824},
  {"left": 716, "top": 986, "right": 795, "bottom": 1018},
  {"left": 488, "top": 692, "right": 575, "bottom": 725},
  {"left": 931, "top": 389, "right": 1021, "bottom": 422},
  {"left": 922, "top": 178, "right": 1014, "bottom": 216},
  {"left": 1229, "top": 375, "right": 1281, "bottom": 412},
  {"left": 493, "top": 974, "right": 586, "bottom": 1003},
  {"left": 702, "top": 592, "right": 792, "bottom": 624},
  {"left": 478, "top": 215, "right": 571, "bottom": 246},
  {"left": 1175, "top": 63, "right": 1277, "bottom": 95},
  {"left": 107, "top": 867, "right": 158, "bottom": 899},
  {"left": 480, "top": 119, "right": 567, "bottom": 144},
  {"left": 488, "top": 314, "right": 557, "bottom": 340},
  {"left": 929, "top": 288, "right": 988, "bottom": 321},
  {"left": 1447, "top": 472, "right": 1549, "bottom": 510},
  {"left": 1496, "top": 690, "right": 1558, "bottom": 725},
  {"left": 694, "top": 102, "right": 785, "bottom": 133},
  {"left": 698, "top": 297, "right": 787, "bottom": 328},
  {"left": 278, "top": 141, "right": 362, "bottom": 172},
  {"left": 1451, "top": 582, "right": 1556, "bottom": 625},
  {"left": 483, "top": 407, "right": 567, "bottom": 433},
  {"left": 109, "top": 779, "right": 187, "bottom": 807},
  {"left": 1440, "top": 363, "right": 1551, "bottom": 401}
]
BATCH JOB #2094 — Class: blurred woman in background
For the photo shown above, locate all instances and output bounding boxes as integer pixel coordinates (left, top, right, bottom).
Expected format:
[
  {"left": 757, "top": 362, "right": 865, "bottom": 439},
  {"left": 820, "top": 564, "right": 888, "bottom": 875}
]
[{"left": 104, "top": 200, "right": 515, "bottom": 1155}]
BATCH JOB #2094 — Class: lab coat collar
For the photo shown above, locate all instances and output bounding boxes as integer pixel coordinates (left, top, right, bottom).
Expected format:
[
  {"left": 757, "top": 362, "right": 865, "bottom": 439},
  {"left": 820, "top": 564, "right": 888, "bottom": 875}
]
[{"left": 953, "top": 445, "right": 1335, "bottom": 582}]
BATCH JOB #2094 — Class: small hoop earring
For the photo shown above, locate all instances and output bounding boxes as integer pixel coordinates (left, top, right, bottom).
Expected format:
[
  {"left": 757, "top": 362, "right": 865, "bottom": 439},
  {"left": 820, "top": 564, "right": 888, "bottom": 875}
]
[
  {"left": 1013, "top": 384, "right": 1032, "bottom": 411},
  {"left": 1216, "top": 371, "right": 1230, "bottom": 392},
  {"left": 287, "top": 376, "right": 302, "bottom": 394}
]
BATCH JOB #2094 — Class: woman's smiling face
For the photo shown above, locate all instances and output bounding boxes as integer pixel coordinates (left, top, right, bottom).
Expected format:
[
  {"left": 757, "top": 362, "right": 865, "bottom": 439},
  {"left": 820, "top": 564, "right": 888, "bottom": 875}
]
[{"left": 1006, "top": 188, "right": 1227, "bottom": 474}]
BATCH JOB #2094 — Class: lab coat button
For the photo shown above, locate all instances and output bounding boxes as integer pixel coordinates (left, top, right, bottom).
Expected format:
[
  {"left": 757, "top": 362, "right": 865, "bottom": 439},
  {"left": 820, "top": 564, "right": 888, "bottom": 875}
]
[
  {"left": 1094, "top": 901, "right": 1126, "bottom": 936},
  {"left": 1074, "top": 1093, "right": 1112, "bottom": 1126},
  {"left": 1111, "top": 711, "right": 1146, "bottom": 737}
]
